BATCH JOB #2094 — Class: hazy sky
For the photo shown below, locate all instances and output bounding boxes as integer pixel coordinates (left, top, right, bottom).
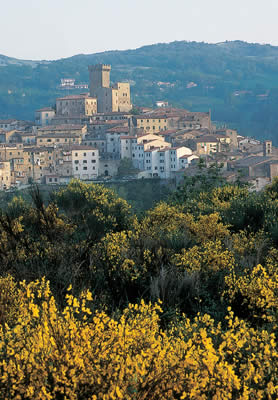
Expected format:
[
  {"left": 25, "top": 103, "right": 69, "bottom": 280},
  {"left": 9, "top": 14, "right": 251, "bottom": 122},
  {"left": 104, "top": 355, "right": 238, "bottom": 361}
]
[{"left": 2, "top": 0, "right": 278, "bottom": 60}]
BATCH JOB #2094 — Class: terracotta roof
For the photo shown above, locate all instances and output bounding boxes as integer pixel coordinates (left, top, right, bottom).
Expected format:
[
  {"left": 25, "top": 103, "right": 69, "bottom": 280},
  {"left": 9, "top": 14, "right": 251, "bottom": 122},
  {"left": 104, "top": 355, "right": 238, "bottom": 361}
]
[
  {"left": 179, "top": 155, "right": 191, "bottom": 159},
  {"left": 120, "top": 136, "right": 137, "bottom": 139},
  {"left": 195, "top": 136, "right": 219, "bottom": 143}
]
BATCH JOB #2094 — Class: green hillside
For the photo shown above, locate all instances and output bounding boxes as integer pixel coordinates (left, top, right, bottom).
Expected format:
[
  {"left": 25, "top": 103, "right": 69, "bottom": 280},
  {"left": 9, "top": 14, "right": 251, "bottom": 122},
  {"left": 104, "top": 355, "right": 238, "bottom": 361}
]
[{"left": 1, "top": 40, "right": 278, "bottom": 143}]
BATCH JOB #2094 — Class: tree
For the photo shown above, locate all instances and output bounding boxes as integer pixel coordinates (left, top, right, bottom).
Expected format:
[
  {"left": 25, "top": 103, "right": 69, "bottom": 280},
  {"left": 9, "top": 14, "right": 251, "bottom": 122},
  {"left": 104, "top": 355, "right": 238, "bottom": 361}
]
[{"left": 117, "top": 158, "right": 139, "bottom": 177}]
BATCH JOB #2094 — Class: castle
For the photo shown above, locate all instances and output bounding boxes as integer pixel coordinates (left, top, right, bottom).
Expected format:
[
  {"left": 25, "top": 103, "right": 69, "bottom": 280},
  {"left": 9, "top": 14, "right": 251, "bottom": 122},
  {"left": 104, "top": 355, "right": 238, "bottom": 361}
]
[{"left": 88, "top": 64, "right": 132, "bottom": 113}]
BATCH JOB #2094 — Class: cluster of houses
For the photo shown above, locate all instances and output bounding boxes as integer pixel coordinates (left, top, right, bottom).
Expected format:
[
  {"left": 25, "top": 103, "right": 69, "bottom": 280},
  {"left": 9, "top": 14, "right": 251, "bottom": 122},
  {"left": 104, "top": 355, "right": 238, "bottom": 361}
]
[{"left": 0, "top": 64, "right": 277, "bottom": 190}]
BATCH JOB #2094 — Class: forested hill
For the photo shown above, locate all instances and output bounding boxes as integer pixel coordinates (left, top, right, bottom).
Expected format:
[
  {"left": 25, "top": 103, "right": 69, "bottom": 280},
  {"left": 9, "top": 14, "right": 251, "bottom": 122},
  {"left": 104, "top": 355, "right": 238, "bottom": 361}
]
[{"left": 1, "top": 40, "right": 278, "bottom": 143}]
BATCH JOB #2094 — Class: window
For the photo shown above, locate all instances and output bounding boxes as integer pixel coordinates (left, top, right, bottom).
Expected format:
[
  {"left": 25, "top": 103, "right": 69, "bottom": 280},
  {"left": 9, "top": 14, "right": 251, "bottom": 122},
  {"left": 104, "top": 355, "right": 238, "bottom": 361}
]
[
  {"left": 75, "top": 153, "right": 78, "bottom": 157},
  {"left": 76, "top": 167, "right": 78, "bottom": 171},
  {"left": 92, "top": 152, "right": 95, "bottom": 156},
  {"left": 92, "top": 166, "right": 95, "bottom": 170},
  {"left": 49, "top": 178, "right": 52, "bottom": 182},
  {"left": 83, "top": 153, "right": 86, "bottom": 156},
  {"left": 83, "top": 166, "right": 87, "bottom": 170},
  {"left": 74, "top": 160, "right": 79, "bottom": 164},
  {"left": 54, "top": 178, "right": 57, "bottom": 182},
  {"left": 154, "top": 167, "right": 157, "bottom": 170},
  {"left": 83, "top": 160, "right": 87, "bottom": 164}
]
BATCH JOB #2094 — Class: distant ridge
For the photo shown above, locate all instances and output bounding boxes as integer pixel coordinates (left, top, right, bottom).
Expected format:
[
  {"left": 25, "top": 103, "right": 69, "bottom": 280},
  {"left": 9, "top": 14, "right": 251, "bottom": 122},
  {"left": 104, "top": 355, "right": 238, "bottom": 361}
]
[{"left": 1, "top": 40, "right": 278, "bottom": 144}]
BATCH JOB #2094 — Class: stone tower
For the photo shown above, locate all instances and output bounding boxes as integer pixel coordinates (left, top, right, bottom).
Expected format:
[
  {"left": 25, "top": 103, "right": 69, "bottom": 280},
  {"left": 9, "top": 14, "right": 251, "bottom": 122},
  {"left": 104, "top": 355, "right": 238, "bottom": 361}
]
[
  {"left": 88, "top": 64, "right": 111, "bottom": 96},
  {"left": 263, "top": 140, "right": 272, "bottom": 156},
  {"left": 88, "top": 64, "right": 132, "bottom": 113}
]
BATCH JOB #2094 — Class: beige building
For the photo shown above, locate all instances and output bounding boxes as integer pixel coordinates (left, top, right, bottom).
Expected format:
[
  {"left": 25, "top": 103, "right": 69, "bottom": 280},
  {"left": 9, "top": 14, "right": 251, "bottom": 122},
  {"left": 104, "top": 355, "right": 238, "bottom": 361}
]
[
  {"left": 88, "top": 64, "right": 132, "bottom": 113},
  {"left": 0, "top": 161, "right": 11, "bottom": 189},
  {"left": 196, "top": 136, "right": 220, "bottom": 155},
  {"left": 36, "top": 134, "right": 81, "bottom": 147},
  {"left": 35, "top": 108, "right": 56, "bottom": 126},
  {"left": 38, "top": 124, "right": 87, "bottom": 137},
  {"left": 56, "top": 94, "right": 97, "bottom": 117},
  {"left": 22, "top": 147, "right": 55, "bottom": 183},
  {"left": 0, "top": 144, "right": 24, "bottom": 161},
  {"left": 53, "top": 148, "right": 73, "bottom": 178},
  {"left": 132, "top": 115, "right": 168, "bottom": 134}
]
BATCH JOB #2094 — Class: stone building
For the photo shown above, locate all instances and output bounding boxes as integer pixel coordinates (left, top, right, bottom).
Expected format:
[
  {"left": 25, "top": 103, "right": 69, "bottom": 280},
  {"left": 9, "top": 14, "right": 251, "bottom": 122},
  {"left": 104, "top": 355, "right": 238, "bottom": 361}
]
[
  {"left": 35, "top": 108, "right": 56, "bottom": 126},
  {"left": 37, "top": 124, "right": 87, "bottom": 137},
  {"left": 0, "top": 161, "right": 11, "bottom": 189},
  {"left": 56, "top": 94, "right": 97, "bottom": 117},
  {"left": 36, "top": 134, "right": 82, "bottom": 147},
  {"left": 88, "top": 64, "right": 132, "bottom": 113}
]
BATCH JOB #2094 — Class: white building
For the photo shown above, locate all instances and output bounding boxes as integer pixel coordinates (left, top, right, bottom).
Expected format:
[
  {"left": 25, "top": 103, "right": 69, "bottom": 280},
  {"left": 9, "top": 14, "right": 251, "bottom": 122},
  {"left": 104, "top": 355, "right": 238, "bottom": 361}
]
[
  {"left": 119, "top": 133, "right": 196, "bottom": 178},
  {"left": 71, "top": 145, "right": 99, "bottom": 180},
  {"left": 144, "top": 146, "right": 195, "bottom": 178},
  {"left": 120, "top": 136, "right": 137, "bottom": 159}
]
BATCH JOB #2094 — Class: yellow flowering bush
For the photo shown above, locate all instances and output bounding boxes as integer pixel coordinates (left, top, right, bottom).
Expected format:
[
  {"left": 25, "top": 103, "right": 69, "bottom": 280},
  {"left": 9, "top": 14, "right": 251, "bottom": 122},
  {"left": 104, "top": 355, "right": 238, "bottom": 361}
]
[
  {"left": 1, "top": 278, "right": 278, "bottom": 399},
  {"left": 173, "top": 240, "right": 235, "bottom": 274},
  {"left": 225, "top": 262, "right": 278, "bottom": 324},
  {"left": 184, "top": 212, "right": 230, "bottom": 244}
]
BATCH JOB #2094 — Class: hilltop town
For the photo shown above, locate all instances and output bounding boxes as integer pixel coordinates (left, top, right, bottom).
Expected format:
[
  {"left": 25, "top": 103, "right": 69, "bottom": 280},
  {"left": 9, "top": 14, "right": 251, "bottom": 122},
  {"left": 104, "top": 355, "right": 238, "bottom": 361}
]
[{"left": 0, "top": 63, "right": 277, "bottom": 191}]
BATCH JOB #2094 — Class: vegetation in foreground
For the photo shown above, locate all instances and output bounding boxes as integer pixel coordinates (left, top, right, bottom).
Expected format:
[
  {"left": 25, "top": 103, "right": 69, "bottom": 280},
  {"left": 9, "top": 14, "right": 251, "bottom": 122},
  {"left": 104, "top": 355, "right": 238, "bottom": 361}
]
[{"left": 1, "top": 176, "right": 278, "bottom": 398}]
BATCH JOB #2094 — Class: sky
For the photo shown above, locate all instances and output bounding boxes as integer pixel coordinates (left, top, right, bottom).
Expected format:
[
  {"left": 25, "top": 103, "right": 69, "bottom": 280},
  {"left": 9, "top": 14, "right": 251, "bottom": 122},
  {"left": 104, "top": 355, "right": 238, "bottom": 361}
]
[{"left": 2, "top": 0, "right": 278, "bottom": 60}]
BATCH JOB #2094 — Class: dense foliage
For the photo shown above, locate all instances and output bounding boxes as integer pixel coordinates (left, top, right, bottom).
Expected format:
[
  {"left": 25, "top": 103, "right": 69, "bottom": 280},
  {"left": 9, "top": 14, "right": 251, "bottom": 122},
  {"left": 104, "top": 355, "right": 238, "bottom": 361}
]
[
  {"left": 2, "top": 40, "right": 278, "bottom": 142},
  {"left": 1, "top": 176, "right": 278, "bottom": 398}
]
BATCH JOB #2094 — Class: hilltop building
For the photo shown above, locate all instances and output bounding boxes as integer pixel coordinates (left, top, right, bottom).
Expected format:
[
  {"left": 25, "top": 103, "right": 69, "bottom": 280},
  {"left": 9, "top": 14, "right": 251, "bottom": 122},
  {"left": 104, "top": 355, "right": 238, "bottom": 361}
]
[
  {"left": 88, "top": 64, "right": 132, "bottom": 113},
  {"left": 56, "top": 94, "right": 97, "bottom": 117}
]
